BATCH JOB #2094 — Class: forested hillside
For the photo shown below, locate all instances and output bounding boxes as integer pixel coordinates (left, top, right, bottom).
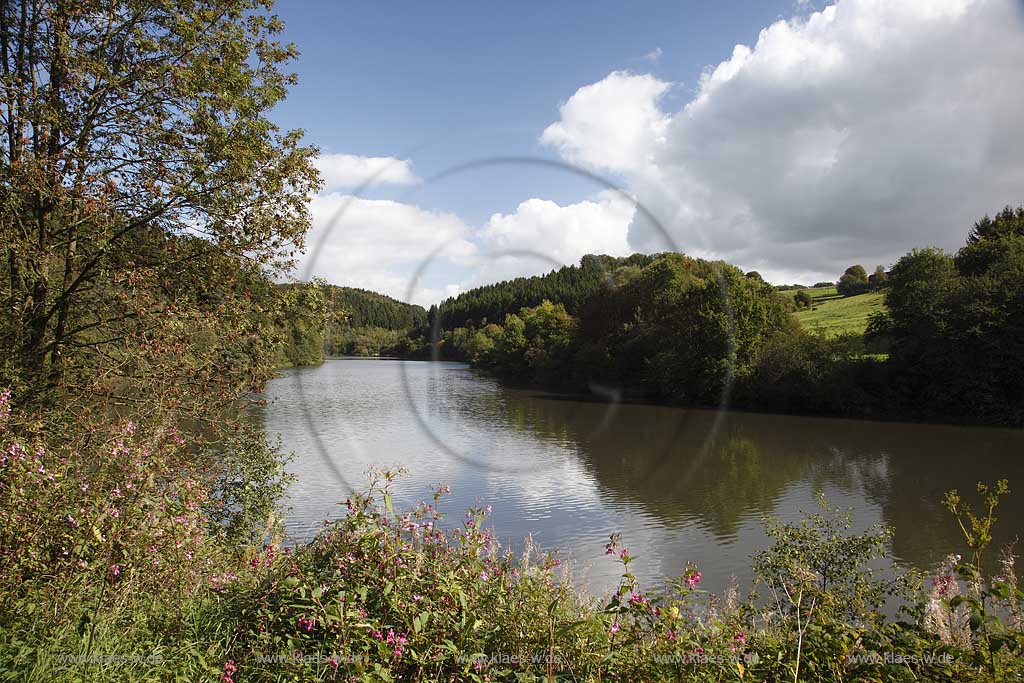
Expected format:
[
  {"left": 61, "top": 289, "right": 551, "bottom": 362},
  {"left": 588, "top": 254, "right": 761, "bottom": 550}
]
[
  {"left": 437, "top": 253, "right": 657, "bottom": 329},
  {"left": 324, "top": 286, "right": 428, "bottom": 357},
  {"left": 329, "top": 286, "right": 428, "bottom": 330}
]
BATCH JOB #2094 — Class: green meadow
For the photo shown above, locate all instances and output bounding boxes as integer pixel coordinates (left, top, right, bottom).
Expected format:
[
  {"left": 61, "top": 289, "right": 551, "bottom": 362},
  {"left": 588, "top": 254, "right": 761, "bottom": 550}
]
[{"left": 794, "top": 289, "right": 887, "bottom": 337}]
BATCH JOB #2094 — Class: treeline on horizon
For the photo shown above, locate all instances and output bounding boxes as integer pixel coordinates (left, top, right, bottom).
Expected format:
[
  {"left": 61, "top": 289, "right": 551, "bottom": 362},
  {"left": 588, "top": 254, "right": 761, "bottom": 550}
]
[{"left": 287, "top": 206, "right": 1024, "bottom": 427}]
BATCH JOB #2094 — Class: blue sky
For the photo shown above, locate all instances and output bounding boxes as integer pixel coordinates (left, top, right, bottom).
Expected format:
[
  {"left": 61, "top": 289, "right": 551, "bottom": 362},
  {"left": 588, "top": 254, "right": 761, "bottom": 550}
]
[
  {"left": 272, "top": 1, "right": 798, "bottom": 221},
  {"left": 268, "top": 0, "right": 1024, "bottom": 306}
]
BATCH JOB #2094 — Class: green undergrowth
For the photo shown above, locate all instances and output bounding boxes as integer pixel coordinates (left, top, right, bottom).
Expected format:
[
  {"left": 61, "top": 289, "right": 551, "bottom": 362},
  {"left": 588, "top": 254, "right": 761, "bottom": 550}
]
[{"left": 3, "top": 446, "right": 1023, "bottom": 681}]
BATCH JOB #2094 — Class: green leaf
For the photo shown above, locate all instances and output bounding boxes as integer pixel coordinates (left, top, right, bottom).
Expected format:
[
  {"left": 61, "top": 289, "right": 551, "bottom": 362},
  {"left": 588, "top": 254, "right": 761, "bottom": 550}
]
[
  {"left": 413, "top": 611, "right": 431, "bottom": 634},
  {"left": 989, "top": 582, "right": 1010, "bottom": 600}
]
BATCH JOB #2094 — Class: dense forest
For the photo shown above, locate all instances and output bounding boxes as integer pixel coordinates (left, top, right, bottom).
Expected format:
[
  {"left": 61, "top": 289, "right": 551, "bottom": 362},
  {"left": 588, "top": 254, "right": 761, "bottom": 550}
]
[
  {"left": 329, "top": 286, "right": 428, "bottom": 330},
  {"left": 436, "top": 253, "right": 658, "bottom": 329},
  {"left": 865, "top": 205, "right": 1024, "bottom": 424},
  {"left": 444, "top": 254, "right": 787, "bottom": 402}
]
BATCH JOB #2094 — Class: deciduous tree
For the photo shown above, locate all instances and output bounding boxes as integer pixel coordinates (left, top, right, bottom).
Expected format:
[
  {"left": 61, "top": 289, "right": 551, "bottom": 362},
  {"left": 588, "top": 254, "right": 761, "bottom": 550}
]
[{"left": 0, "top": 0, "right": 320, "bottom": 417}]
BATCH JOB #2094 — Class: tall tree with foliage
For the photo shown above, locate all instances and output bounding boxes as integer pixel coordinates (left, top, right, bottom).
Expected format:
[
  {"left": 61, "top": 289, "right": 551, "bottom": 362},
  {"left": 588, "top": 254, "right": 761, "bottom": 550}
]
[
  {"left": 837, "top": 264, "right": 869, "bottom": 296},
  {"left": 0, "top": 0, "right": 320, "bottom": 566},
  {"left": 877, "top": 209, "right": 1024, "bottom": 425},
  {"left": 0, "top": 0, "right": 320, "bottom": 416},
  {"left": 968, "top": 205, "right": 1024, "bottom": 243}
]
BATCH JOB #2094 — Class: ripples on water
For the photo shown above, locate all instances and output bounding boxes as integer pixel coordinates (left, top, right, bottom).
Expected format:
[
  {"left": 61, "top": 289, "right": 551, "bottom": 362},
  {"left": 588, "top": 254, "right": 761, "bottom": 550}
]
[{"left": 259, "top": 359, "right": 1024, "bottom": 598}]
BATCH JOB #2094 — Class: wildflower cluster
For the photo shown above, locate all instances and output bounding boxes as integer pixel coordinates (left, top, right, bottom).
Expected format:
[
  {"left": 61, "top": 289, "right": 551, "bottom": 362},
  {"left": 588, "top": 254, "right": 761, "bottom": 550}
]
[{"left": 0, "top": 401, "right": 219, "bottom": 606}]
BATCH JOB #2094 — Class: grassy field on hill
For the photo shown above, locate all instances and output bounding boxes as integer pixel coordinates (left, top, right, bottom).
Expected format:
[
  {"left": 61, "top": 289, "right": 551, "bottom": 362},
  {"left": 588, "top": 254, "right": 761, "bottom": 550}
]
[
  {"left": 794, "top": 290, "right": 886, "bottom": 337},
  {"left": 782, "top": 285, "right": 840, "bottom": 302}
]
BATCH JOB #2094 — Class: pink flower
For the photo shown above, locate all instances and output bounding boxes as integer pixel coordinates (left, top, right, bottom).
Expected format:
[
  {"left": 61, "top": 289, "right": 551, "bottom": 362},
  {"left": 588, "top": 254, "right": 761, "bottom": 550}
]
[
  {"left": 685, "top": 570, "right": 702, "bottom": 590},
  {"left": 386, "top": 629, "right": 409, "bottom": 658},
  {"left": 297, "top": 616, "right": 313, "bottom": 633},
  {"left": 610, "top": 621, "right": 620, "bottom": 636},
  {"left": 110, "top": 564, "right": 120, "bottom": 576},
  {"left": 221, "top": 660, "right": 236, "bottom": 683},
  {"left": 933, "top": 575, "right": 954, "bottom": 597},
  {"left": 628, "top": 593, "right": 650, "bottom": 609},
  {"left": 734, "top": 631, "right": 746, "bottom": 645},
  {"left": 385, "top": 629, "right": 408, "bottom": 646}
]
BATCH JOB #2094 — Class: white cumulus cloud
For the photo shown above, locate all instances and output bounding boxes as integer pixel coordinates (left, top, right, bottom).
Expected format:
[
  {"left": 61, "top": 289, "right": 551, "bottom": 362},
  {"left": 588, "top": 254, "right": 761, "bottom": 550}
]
[
  {"left": 540, "top": 71, "right": 671, "bottom": 175},
  {"left": 299, "top": 193, "right": 474, "bottom": 306},
  {"left": 453, "top": 192, "right": 637, "bottom": 287},
  {"left": 294, "top": 181, "right": 639, "bottom": 307},
  {"left": 542, "top": 0, "right": 1024, "bottom": 283},
  {"left": 315, "top": 153, "right": 419, "bottom": 192}
]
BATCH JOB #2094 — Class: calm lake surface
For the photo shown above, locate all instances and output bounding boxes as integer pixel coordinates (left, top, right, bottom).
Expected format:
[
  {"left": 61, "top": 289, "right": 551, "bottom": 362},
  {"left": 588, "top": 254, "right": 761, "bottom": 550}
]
[{"left": 260, "top": 359, "right": 1024, "bottom": 598}]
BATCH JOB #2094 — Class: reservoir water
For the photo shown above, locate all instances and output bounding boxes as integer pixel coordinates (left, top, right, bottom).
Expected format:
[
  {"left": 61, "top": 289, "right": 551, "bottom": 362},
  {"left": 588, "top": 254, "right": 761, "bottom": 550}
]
[{"left": 260, "top": 359, "right": 1024, "bottom": 597}]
